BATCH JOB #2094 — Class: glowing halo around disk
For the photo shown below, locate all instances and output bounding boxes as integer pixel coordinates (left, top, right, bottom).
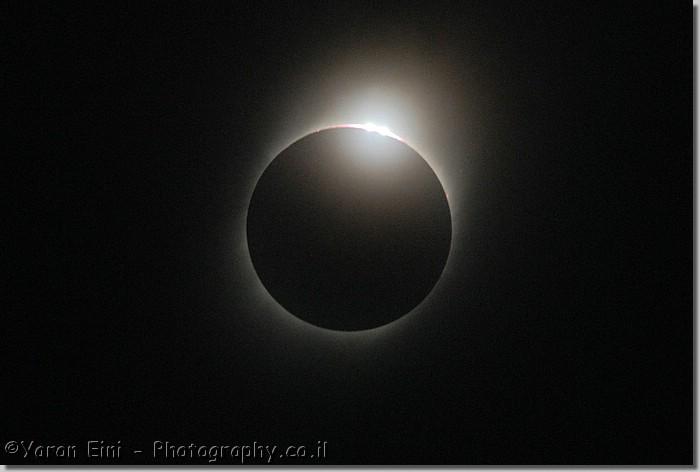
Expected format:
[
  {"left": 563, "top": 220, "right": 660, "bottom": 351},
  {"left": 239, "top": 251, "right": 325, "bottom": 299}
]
[{"left": 232, "top": 57, "right": 482, "bottom": 338}]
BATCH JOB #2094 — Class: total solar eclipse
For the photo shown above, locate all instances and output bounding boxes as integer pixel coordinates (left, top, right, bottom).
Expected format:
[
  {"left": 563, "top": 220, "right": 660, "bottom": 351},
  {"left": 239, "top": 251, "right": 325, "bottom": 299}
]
[{"left": 247, "top": 125, "right": 451, "bottom": 331}]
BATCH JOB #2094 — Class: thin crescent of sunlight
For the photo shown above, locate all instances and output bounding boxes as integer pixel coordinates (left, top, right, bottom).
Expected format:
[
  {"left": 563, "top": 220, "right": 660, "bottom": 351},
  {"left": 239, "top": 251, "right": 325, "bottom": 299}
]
[{"left": 326, "top": 122, "right": 405, "bottom": 142}]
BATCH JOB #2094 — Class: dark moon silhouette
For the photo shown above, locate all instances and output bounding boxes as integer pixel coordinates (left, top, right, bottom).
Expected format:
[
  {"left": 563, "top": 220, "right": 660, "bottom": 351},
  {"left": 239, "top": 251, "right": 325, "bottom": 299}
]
[{"left": 247, "top": 126, "right": 451, "bottom": 331}]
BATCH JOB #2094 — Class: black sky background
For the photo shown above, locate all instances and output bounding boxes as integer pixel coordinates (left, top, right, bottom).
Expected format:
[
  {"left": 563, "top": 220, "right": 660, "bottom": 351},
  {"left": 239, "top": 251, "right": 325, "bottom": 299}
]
[{"left": 5, "top": 2, "right": 692, "bottom": 465}]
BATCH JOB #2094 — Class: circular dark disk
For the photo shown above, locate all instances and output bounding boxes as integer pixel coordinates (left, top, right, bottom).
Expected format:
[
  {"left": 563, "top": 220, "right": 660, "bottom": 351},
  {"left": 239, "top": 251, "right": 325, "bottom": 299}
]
[{"left": 246, "top": 127, "right": 451, "bottom": 331}]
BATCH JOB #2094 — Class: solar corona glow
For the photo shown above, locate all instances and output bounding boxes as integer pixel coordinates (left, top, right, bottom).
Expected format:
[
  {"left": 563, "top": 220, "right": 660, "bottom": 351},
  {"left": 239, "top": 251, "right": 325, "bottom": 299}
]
[{"left": 246, "top": 125, "right": 452, "bottom": 331}]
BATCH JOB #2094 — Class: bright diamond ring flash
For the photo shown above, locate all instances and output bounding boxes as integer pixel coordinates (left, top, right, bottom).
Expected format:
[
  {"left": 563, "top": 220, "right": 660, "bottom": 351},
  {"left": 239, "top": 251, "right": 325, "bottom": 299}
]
[{"left": 327, "top": 122, "right": 405, "bottom": 142}]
